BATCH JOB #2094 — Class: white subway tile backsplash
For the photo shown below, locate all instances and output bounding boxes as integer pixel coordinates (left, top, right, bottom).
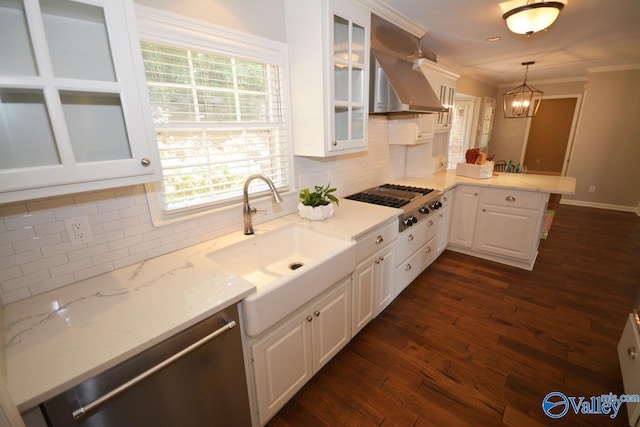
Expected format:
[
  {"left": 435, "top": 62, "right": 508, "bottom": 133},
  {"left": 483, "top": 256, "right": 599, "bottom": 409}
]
[
  {"left": 54, "top": 204, "right": 99, "bottom": 220},
  {"left": 2, "top": 287, "right": 32, "bottom": 305},
  {"left": 68, "top": 244, "right": 109, "bottom": 262},
  {"left": 91, "top": 247, "right": 129, "bottom": 265},
  {"left": 89, "top": 229, "right": 126, "bottom": 246},
  {"left": 49, "top": 258, "right": 93, "bottom": 278},
  {"left": 107, "top": 235, "right": 144, "bottom": 252},
  {"left": 0, "top": 249, "right": 42, "bottom": 271},
  {"left": 0, "top": 227, "right": 36, "bottom": 245},
  {"left": 0, "top": 118, "right": 405, "bottom": 304},
  {"left": 34, "top": 221, "right": 66, "bottom": 236},
  {"left": 0, "top": 243, "right": 13, "bottom": 258},
  {"left": 0, "top": 266, "right": 22, "bottom": 282},
  {"left": 97, "top": 196, "right": 136, "bottom": 213},
  {"left": 28, "top": 274, "right": 75, "bottom": 296},
  {"left": 4, "top": 211, "right": 57, "bottom": 230},
  {"left": 13, "top": 234, "right": 63, "bottom": 253},
  {"left": 102, "top": 216, "right": 140, "bottom": 233},
  {"left": 21, "top": 254, "right": 68, "bottom": 275},
  {"left": 2, "top": 270, "right": 50, "bottom": 293},
  {"left": 41, "top": 242, "right": 75, "bottom": 258}
]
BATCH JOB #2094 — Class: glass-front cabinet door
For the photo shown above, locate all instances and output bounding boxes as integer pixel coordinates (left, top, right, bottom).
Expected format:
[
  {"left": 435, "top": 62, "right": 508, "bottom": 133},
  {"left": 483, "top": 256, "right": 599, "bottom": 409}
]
[
  {"left": 0, "top": 0, "right": 160, "bottom": 203},
  {"left": 329, "top": 2, "right": 368, "bottom": 153}
]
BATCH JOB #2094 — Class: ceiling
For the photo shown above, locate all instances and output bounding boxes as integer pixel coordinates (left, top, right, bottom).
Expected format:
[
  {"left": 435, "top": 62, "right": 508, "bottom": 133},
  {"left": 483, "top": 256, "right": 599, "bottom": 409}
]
[{"left": 378, "top": 0, "right": 640, "bottom": 86}]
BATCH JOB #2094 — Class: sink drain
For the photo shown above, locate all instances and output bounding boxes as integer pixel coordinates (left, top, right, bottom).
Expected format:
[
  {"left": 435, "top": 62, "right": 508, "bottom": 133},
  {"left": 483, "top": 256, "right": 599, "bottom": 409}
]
[{"left": 289, "top": 262, "right": 304, "bottom": 271}]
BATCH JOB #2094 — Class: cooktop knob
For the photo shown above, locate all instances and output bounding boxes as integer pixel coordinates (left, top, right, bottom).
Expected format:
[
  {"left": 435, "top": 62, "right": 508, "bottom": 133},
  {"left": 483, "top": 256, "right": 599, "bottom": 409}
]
[
  {"left": 430, "top": 201, "right": 443, "bottom": 209},
  {"left": 404, "top": 216, "right": 418, "bottom": 226},
  {"left": 419, "top": 206, "right": 429, "bottom": 215}
]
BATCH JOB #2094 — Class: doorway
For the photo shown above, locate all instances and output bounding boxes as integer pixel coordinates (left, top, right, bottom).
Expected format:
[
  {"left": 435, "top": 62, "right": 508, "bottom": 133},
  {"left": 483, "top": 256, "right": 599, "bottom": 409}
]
[{"left": 523, "top": 97, "right": 578, "bottom": 175}]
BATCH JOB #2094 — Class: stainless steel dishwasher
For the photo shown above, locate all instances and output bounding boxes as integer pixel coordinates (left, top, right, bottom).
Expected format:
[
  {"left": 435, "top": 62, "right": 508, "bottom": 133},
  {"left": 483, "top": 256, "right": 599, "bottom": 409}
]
[{"left": 40, "top": 303, "right": 252, "bottom": 427}]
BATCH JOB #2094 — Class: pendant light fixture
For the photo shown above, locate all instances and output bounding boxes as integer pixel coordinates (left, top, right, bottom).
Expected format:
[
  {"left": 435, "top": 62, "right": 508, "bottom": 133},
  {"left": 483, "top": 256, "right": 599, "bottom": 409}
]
[
  {"left": 503, "top": 61, "right": 543, "bottom": 118},
  {"left": 502, "top": 1, "right": 565, "bottom": 35}
]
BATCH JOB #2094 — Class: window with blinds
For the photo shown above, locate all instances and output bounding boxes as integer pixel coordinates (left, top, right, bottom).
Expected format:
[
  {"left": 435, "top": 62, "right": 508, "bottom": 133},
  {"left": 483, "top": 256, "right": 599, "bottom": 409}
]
[{"left": 140, "top": 41, "right": 289, "bottom": 213}]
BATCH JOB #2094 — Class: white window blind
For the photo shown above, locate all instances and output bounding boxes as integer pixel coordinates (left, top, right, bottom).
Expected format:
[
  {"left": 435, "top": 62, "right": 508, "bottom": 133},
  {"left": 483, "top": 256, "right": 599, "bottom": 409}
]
[{"left": 140, "top": 41, "right": 289, "bottom": 213}]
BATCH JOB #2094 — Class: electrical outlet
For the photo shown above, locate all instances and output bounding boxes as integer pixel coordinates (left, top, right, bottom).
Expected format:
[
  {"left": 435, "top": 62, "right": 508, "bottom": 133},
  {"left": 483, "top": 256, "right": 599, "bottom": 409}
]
[
  {"left": 64, "top": 216, "right": 94, "bottom": 245},
  {"left": 589, "top": 185, "right": 596, "bottom": 193}
]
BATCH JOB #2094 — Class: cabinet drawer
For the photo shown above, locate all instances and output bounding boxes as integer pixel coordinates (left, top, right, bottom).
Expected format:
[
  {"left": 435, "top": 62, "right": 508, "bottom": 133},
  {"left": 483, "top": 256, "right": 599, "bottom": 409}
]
[
  {"left": 356, "top": 221, "right": 397, "bottom": 263},
  {"left": 481, "top": 188, "right": 545, "bottom": 210},
  {"left": 395, "top": 236, "right": 436, "bottom": 295},
  {"left": 618, "top": 314, "right": 640, "bottom": 427},
  {"left": 396, "top": 216, "right": 438, "bottom": 263}
]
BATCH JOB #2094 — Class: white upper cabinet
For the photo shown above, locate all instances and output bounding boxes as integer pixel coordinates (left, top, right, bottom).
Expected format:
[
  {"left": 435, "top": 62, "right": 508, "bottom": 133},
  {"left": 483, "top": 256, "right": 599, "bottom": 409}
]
[
  {"left": 285, "top": 0, "right": 370, "bottom": 156},
  {"left": 419, "top": 60, "right": 459, "bottom": 131},
  {"left": 0, "top": 0, "right": 160, "bottom": 203}
]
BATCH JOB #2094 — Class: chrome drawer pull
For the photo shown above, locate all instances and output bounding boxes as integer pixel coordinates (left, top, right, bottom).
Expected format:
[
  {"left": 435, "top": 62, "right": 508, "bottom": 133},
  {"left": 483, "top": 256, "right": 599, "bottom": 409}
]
[
  {"left": 72, "top": 320, "right": 236, "bottom": 419},
  {"left": 375, "top": 235, "right": 384, "bottom": 244},
  {"left": 628, "top": 346, "right": 637, "bottom": 360},
  {"left": 505, "top": 196, "right": 516, "bottom": 202},
  {"left": 407, "top": 234, "right": 414, "bottom": 241},
  {"left": 425, "top": 246, "right": 432, "bottom": 253},
  {"left": 405, "top": 264, "right": 412, "bottom": 271}
]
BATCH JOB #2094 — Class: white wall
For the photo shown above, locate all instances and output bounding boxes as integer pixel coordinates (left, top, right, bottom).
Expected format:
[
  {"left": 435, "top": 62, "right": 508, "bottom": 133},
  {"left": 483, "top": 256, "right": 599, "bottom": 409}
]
[{"left": 489, "top": 72, "right": 640, "bottom": 210}]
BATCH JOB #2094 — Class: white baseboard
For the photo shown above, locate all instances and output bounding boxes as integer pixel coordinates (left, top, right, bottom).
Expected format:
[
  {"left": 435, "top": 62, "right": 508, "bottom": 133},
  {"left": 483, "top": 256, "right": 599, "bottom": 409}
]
[{"left": 560, "top": 199, "right": 640, "bottom": 216}]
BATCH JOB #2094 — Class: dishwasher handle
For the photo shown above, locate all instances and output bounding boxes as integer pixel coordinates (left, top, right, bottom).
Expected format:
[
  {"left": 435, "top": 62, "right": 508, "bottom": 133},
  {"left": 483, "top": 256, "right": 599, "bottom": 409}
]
[{"left": 72, "top": 320, "right": 237, "bottom": 420}]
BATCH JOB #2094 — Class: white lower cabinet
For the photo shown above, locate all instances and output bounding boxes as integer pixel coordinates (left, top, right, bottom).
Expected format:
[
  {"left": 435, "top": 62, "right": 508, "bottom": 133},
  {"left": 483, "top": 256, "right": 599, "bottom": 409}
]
[
  {"left": 618, "top": 314, "right": 640, "bottom": 427},
  {"left": 352, "top": 243, "right": 395, "bottom": 336},
  {"left": 250, "top": 278, "right": 351, "bottom": 425},
  {"left": 449, "top": 186, "right": 480, "bottom": 248},
  {"left": 395, "top": 214, "right": 439, "bottom": 295},
  {"left": 448, "top": 185, "right": 547, "bottom": 270},
  {"left": 351, "top": 222, "right": 398, "bottom": 336},
  {"left": 436, "top": 190, "right": 453, "bottom": 255}
]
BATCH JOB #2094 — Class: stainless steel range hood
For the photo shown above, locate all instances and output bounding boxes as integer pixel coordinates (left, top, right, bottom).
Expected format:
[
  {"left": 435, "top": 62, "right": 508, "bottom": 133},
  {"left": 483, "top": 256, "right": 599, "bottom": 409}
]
[{"left": 369, "top": 14, "right": 446, "bottom": 115}]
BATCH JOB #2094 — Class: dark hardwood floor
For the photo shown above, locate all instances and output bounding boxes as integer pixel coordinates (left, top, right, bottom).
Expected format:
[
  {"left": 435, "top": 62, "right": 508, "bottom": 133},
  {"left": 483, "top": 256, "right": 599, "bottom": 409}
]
[{"left": 267, "top": 204, "right": 640, "bottom": 427}]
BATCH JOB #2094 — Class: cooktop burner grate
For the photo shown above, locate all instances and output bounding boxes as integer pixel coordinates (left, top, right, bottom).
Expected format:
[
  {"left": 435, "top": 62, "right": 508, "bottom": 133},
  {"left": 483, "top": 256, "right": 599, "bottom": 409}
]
[
  {"left": 379, "top": 184, "right": 434, "bottom": 195},
  {"left": 344, "top": 192, "right": 410, "bottom": 208}
]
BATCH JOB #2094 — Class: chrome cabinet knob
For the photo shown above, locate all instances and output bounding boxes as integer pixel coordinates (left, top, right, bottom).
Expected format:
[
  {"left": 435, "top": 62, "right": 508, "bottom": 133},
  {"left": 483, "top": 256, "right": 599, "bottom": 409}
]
[
  {"left": 506, "top": 196, "right": 516, "bottom": 202},
  {"left": 407, "top": 234, "right": 414, "bottom": 241},
  {"left": 314, "top": 310, "right": 320, "bottom": 317},
  {"left": 141, "top": 158, "right": 151, "bottom": 167},
  {"left": 629, "top": 346, "right": 637, "bottom": 359},
  {"left": 306, "top": 315, "right": 313, "bottom": 322},
  {"left": 405, "top": 264, "right": 412, "bottom": 271},
  {"left": 375, "top": 235, "right": 384, "bottom": 244}
]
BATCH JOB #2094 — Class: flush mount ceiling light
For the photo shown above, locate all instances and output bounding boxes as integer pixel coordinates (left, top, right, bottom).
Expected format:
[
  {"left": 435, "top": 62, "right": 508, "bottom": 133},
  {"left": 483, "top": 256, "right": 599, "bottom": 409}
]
[
  {"left": 501, "top": 0, "right": 565, "bottom": 35},
  {"left": 503, "top": 61, "right": 543, "bottom": 118}
]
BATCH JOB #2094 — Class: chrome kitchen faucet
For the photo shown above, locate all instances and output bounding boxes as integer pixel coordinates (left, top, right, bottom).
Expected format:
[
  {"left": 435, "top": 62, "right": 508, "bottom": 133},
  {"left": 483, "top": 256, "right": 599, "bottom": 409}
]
[{"left": 242, "top": 174, "right": 283, "bottom": 235}]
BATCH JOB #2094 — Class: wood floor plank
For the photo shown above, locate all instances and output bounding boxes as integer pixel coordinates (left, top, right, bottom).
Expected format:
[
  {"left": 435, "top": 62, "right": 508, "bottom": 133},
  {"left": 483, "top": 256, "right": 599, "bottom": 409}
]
[{"left": 267, "top": 205, "right": 638, "bottom": 426}]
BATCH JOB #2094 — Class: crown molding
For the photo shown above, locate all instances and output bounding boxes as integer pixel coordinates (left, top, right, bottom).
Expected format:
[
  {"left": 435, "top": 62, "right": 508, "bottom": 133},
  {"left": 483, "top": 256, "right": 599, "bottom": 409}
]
[{"left": 355, "top": 0, "right": 426, "bottom": 36}]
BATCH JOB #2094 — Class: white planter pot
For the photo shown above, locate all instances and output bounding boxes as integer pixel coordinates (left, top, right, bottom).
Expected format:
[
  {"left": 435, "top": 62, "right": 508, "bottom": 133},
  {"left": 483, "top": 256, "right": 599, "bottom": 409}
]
[{"left": 298, "top": 202, "right": 335, "bottom": 221}]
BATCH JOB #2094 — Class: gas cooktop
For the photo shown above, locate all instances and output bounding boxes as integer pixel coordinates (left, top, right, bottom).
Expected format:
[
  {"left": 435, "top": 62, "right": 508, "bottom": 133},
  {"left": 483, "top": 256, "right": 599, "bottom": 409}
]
[
  {"left": 345, "top": 184, "right": 435, "bottom": 208},
  {"left": 346, "top": 184, "right": 443, "bottom": 231}
]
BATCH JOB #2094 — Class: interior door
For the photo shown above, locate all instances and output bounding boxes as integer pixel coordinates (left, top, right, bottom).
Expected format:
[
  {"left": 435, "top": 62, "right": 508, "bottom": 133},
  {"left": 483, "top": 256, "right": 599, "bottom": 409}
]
[{"left": 523, "top": 98, "right": 577, "bottom": 175}]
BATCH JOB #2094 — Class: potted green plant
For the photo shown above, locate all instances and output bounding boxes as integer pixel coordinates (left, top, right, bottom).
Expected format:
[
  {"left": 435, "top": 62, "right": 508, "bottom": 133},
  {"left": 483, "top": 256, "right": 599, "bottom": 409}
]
[{"left": 298, "top": 183, "right": 339, "bottom": 221}]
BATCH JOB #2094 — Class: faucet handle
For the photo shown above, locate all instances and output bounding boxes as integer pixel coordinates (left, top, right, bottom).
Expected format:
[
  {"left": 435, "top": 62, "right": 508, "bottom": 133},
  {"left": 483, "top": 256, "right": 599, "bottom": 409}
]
[{"left": 251, "top": 208, "right": 267, "bottom": 215}]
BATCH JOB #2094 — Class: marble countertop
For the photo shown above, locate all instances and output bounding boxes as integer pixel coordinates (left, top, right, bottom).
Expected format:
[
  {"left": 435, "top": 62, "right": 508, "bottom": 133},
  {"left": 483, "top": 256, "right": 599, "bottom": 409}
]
[
  {"left": 3, "top": 201, "right": 400, "bottom": 412},
  {"left": 394, "top": 170, "right": 576, "bottom": 195}
]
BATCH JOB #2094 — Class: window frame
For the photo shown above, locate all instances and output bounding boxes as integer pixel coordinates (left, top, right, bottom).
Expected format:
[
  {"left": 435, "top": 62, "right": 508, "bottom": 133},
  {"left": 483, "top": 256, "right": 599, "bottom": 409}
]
[{"left": 135, "top": 5, "right": 294, "bottom": 226}]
